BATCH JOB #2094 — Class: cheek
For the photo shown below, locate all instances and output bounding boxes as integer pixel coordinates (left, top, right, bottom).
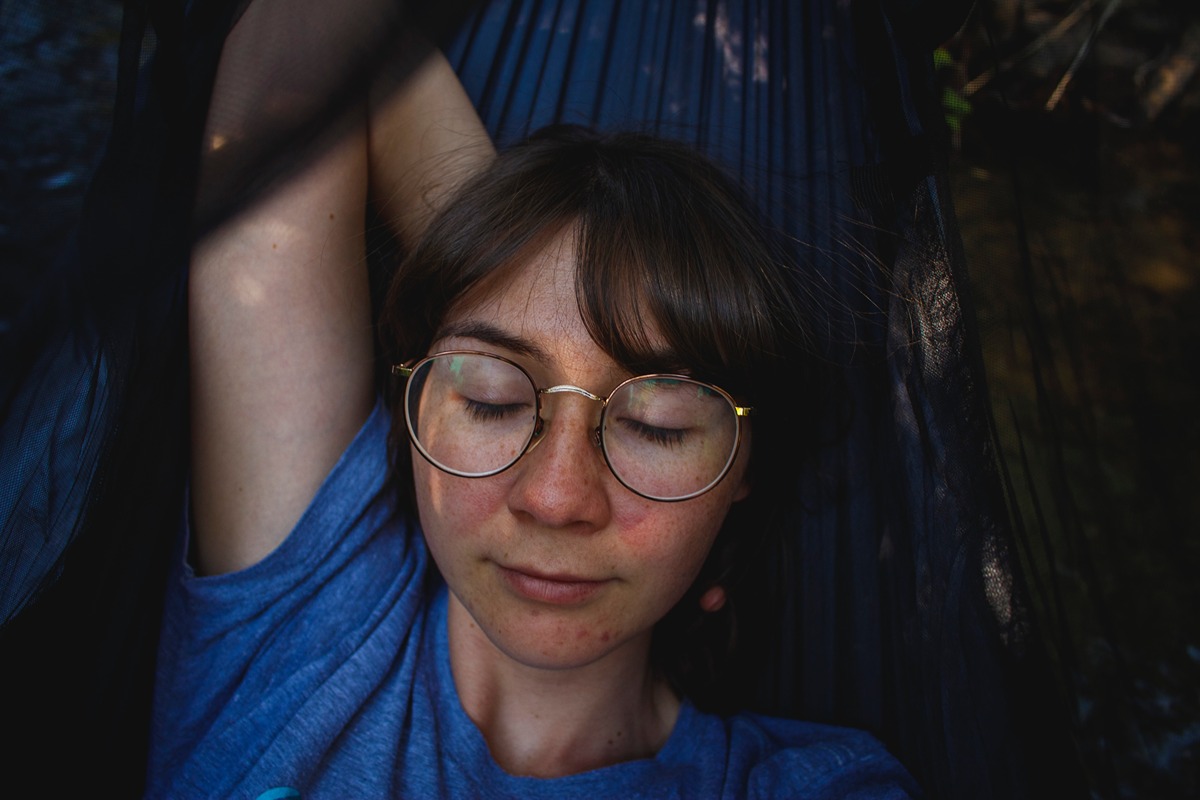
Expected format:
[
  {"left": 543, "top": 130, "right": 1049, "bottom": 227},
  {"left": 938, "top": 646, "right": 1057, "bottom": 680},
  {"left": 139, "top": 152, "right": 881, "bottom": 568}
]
[
  {"left": 613, "top": 498, "right": 730, "bottom": 595},
  {"left": 411, "top": 449, "right": 508, "bottom": 561}
]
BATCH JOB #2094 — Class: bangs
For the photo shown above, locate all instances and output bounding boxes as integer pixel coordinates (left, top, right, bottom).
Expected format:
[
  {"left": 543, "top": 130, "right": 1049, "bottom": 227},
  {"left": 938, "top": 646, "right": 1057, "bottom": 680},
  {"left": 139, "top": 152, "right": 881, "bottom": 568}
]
[{"left": 572, "top": 169, "right": 795, "bottom": 402}]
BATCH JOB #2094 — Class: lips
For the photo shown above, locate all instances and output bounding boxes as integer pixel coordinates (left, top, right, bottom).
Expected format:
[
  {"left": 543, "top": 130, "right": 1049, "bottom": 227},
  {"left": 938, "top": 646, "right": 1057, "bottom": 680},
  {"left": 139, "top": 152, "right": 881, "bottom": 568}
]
[{"left": 498, "top": 565, "right": 610, "bottom": 605}]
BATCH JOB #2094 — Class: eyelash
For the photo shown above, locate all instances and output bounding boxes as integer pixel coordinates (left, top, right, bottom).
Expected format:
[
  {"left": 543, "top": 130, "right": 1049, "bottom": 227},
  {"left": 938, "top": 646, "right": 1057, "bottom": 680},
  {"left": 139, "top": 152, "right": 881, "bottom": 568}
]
[
  {"left": 464, "top": 399, "right": 528, "bottom": 421},
  {"left": 622, "top": 419, "right": 686, "bottom": 447}
]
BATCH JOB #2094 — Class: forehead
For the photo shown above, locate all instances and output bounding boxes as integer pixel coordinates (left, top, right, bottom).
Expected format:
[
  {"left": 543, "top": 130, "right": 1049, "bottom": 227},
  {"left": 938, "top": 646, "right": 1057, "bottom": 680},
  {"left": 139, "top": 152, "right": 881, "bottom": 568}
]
[{"left": 438, "top": 229, "right": 625, "bottom": 376}]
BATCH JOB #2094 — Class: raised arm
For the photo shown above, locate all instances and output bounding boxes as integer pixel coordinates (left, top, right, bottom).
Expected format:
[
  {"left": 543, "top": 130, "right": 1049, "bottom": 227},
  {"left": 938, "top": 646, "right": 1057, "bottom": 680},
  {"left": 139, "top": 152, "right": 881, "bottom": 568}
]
[
  {"left": 367, "top": 38, "right": 496, "bottom": 246},
  {"left": 189, "top": 7, "right": 492, "bottom": 576}
]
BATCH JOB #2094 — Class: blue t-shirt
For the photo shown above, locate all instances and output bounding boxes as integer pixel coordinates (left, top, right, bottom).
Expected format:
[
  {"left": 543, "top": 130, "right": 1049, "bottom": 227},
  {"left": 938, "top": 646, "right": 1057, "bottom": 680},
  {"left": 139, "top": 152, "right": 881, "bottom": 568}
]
[{"left": 148, "top": 402, "right": 919, "bottom": 799}]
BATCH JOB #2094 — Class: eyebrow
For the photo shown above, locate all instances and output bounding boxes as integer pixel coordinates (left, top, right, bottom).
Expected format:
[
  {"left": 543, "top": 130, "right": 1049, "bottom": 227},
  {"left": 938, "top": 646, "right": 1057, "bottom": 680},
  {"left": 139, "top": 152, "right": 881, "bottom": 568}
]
[{"left": 435, "top": 321, "right": 554, "bottom": 364}]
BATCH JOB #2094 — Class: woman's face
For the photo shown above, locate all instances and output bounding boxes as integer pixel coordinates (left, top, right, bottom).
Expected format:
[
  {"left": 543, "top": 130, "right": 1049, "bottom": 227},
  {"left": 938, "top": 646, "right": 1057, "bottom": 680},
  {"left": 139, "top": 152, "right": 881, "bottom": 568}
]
[{"left": 412, "top": 229, "right": 751, "bottom": 673}]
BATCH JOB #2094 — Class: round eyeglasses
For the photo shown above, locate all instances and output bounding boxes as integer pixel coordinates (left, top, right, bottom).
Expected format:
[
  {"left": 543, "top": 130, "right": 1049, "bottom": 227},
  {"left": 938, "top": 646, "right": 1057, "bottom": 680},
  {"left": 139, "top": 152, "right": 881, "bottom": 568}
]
[{"left": 392, "top": 351, "right": 752, "bottom": 501}]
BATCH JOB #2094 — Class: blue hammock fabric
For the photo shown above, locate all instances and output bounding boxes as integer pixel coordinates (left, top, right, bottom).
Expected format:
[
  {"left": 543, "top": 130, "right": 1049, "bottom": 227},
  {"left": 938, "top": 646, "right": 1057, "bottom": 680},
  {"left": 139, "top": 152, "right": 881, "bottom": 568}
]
[{"left": 0, "top": 0, "right": 1083, "bottom": 797}]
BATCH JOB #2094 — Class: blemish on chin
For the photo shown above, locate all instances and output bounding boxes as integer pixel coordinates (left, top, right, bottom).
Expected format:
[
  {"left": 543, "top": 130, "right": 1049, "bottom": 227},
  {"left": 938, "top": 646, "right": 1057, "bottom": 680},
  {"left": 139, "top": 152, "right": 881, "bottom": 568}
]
[{"left": 600, "top": 631, "right": 611, "bottom": 643}]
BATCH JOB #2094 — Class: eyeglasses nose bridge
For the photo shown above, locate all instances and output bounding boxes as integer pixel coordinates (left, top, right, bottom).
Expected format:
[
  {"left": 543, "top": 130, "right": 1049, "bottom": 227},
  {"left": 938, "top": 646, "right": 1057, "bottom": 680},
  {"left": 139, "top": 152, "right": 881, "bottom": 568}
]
[
  {"left": 538, "top": 384, "right": 605, "bottom": 403},
  {"left": 534, "top": 384, "right": 607, "bottom": 451}
]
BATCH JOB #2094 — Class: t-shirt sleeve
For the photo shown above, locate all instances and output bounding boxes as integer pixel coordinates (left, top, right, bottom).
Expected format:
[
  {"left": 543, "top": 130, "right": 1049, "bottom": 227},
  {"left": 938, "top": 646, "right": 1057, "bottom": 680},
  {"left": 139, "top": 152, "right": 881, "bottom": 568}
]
[{"left": 148, "top": 399, "right": 427, "bottom": 796}]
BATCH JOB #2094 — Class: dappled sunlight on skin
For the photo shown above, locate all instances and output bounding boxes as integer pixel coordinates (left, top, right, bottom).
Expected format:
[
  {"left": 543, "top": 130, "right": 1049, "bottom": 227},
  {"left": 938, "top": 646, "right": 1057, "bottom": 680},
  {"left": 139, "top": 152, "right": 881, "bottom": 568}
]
[
  {"left": 231, "top": 270, "right": 266, "bottom": 305},
  {"left": 218, "top": 217, "right": 312, "bottom": 308}
]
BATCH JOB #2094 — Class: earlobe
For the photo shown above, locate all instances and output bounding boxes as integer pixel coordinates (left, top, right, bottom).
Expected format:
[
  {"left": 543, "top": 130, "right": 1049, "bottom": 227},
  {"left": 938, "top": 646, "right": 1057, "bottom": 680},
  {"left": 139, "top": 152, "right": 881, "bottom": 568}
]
[
  {"left": 732, "top": 476, "right": 751, "bottom": 502},
  {"left": 699, "top": 585, "right": 727, "bottom": 613}
]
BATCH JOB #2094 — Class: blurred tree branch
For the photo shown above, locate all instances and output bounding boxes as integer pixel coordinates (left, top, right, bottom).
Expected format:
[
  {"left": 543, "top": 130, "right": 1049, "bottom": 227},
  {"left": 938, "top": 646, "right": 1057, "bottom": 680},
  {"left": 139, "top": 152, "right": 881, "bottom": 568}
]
[{"left": 1137, "top": 17, "right": 1200, "bottom": 121}]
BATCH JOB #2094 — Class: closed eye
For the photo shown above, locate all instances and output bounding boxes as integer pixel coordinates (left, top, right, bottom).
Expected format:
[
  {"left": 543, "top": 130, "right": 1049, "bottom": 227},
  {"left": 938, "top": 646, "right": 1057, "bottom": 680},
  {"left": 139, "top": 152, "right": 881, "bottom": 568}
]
[
  {"left": 618, "top": 418, "right": 687, "bottom": 447},
  {"left": 464, "top": 399, "right": 530, "bottom": 421}
]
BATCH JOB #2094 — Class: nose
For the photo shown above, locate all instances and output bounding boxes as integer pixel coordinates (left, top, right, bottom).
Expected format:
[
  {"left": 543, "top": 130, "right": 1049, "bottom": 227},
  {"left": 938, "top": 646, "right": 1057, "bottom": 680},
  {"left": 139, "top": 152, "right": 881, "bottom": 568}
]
[{"left": 506, "top": 397, "right": 611, "bottom": 530}]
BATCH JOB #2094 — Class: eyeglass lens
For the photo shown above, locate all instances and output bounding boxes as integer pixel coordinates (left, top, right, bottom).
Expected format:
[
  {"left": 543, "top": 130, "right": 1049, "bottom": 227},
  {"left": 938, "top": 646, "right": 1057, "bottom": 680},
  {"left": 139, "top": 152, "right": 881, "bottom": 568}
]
[{"left": 404, "top": 353, "right": 740, "bottom": 500}]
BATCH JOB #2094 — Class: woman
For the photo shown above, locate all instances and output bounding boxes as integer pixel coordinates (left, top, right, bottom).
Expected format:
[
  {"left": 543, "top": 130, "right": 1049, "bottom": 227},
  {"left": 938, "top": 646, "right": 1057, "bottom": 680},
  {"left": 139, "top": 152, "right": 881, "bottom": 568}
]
[{"left": 147, "top": 12, "right": 917, "bottom": 796}]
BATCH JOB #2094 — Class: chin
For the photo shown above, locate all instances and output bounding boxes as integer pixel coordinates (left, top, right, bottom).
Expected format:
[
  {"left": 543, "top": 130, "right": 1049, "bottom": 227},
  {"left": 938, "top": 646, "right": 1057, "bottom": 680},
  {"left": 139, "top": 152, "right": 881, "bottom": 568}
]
[{"left": 463, "top": 592, "right": 652, "bottom": 673}]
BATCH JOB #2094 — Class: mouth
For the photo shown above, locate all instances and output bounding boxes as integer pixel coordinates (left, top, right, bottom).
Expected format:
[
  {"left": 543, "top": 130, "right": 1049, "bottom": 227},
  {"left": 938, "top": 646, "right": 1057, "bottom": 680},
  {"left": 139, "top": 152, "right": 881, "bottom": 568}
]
[{"left": 497, "top": 565, "right": 611, "bottom": 605}]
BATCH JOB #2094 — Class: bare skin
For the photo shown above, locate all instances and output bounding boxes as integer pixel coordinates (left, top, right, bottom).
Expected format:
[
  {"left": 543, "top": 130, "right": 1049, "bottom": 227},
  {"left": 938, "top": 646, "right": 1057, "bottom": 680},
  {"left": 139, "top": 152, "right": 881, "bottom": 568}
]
[{"left": 450, "top": 600, "right": 679, "bottom": 776}]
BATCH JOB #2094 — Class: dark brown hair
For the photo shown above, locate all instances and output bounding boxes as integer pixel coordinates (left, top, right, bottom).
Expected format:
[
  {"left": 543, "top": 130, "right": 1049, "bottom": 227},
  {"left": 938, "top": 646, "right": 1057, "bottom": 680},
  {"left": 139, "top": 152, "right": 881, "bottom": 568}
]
[{"left": 380, "top": 125, "right": 817, "bottom": 711}]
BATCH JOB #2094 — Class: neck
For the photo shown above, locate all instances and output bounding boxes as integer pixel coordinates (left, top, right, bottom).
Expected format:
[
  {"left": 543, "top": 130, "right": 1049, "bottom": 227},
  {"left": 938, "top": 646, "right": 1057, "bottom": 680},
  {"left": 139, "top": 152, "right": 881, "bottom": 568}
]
[{"left": 446, "top": 595, "right": 681, "bottom": 778}]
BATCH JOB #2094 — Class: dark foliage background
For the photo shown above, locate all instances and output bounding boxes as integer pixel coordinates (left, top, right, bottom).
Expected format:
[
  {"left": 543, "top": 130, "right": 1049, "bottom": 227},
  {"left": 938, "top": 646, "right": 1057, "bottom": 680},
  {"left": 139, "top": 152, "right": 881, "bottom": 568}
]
[{"left": 941, "top": 0, "right": 1200, "bottom": 796}]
